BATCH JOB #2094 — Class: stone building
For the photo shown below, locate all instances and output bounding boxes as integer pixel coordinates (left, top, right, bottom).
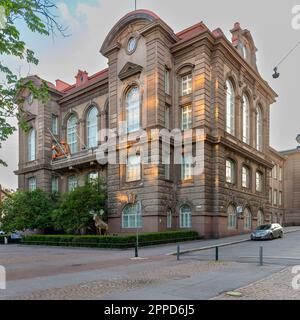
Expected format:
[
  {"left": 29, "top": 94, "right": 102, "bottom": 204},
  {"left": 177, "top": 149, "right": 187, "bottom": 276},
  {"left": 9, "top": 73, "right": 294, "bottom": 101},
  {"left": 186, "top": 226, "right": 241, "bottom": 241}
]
[{"left": 15, "top": 10, "right": 283, "bottom": 238}]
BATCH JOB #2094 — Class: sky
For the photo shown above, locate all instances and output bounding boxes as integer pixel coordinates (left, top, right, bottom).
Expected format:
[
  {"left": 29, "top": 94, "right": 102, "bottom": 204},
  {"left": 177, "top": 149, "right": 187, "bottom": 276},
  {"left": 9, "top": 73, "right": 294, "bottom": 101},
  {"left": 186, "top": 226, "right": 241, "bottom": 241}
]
[{"left": 0, "top": 0, "right": 300, "bottom": 189}]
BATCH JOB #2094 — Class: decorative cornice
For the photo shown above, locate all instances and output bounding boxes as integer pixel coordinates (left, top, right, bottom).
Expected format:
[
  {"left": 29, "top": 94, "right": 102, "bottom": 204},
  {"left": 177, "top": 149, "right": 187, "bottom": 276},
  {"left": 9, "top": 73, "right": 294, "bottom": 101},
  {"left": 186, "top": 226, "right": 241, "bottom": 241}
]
[{"left": 118, "top": 62, "right": 143, "bottom": 81}]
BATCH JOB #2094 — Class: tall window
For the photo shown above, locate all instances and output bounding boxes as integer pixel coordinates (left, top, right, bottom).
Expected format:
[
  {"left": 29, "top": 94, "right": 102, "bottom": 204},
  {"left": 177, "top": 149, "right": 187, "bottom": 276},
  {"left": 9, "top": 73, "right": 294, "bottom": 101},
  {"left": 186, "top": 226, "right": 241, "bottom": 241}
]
[
  {"left": 226, "top": 159, "right": 235, "bottom": 184},
  {"left": 126, "top": 86, "right": 140, "bottom": 133},
  {"left": 88, "top": 172, "right": 99, "bottom": 184},
  {"left": 242, "top": 94, "right": 250, "bottom": 144},
  {"left": 122, "top": 202, "right": 142, "bottom": 229},
  {"left": 227, "top": 205, "right": 237, "bottom": 230},
  {"left": 181, "top": 153, "right": 193, "bottom": 181},
  {"left": 181, "top": 74, "right": 192, "bottom": 96},
  {"left": 257, "top": 210, "right": 264, "bottom": 227},
  {"left": 279, "top": 167, "right": 282, "bottom": 181},
  {"left": 164, "top": 152, "right": 171, "bottom": 181},
  {"left": 126, "top": 154, "right": 141, "bottom": 182},
  {"left": 181, "top": 105, "right": 192, "bottom": 130},
  {"left": 256, "top": 106, "right": 263, "bottom": 151},
  {"left": 28, "top": 177, "right": 36, "bottom": 191},
  {"left": 226, "top": 80, "right": 235, "bottom": 135},
  {"left": 273, "top": 190, "right": 278, "bottom": 206},
  {"left": 244, "top": 208, "right": 252, "bottom": 230},
  {"left": 164, "top": 68, "right": 170, "bottom": 95},
  {"left": 52, "top": 115, "right": 58, "bottom": 135},
  {"left": 167, "top": 209, "right": 172, "bottom": 229},
  {"left": 242, "top": 166, "right": 250, "bottom": 189},
  {"left": 180, "top": 205, "right": 192, "bottom": 228},
  {"left": 279, "top": 191, "right": 282, "bottom": 206},
  {"left": 68, "top": 175, "right": 78, "bottom": 192},
  {"left": 165, "top": 105, "right": 170, "bottom": 129},
  {"left": 87, "top": 106, "right": 98, "bottom": 148},
  {"left": 28, "top": 128, "right": 36, "bottom": 161},
  {"left": 67, "top": 115, "right": 78, "bottom": 154},
  {"left": 256, "top": 171, "right": 263, "bottom": 192},
  {"left": 51, "top": 176, "right": 59, "bottom": 193}
]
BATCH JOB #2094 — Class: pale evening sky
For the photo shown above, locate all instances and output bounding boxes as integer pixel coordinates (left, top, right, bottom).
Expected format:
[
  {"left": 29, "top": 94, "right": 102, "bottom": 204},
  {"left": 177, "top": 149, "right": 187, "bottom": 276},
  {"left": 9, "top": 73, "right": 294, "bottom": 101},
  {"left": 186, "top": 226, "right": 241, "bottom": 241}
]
[{"left": 0, "top": 0, "right": 299, "bottom": 189}]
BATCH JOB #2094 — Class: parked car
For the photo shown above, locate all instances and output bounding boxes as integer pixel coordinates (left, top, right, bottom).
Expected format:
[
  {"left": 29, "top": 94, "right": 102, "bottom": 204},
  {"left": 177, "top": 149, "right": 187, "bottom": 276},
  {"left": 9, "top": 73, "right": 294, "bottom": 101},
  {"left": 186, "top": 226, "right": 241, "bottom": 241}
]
[
  {"left": 9, "top": 232, "right": 23, "bottom": 240},
  {"left": 0, "top": 230, "right": 5, "bottom": 235},
  {"left": 251, "top": 223, "right": 283, "bottom": 240}
]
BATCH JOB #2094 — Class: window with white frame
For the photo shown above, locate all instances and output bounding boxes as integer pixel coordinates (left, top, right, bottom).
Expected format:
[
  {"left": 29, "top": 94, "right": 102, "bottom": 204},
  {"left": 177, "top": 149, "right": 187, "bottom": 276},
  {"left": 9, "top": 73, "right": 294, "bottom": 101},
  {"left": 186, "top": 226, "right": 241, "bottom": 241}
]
[
  {"left": 28, "top": 128, "right": 36, "bottom": 161},
  {"left": 126, "top": 154, "right": 141, "bottom": 182},
  {"left": 242, "top": 165, "right": 250, "bottom": 189},
  {"left": 181, "top": 153, "right": 193, "bottom": 181},
  {"left": 257, "top": 210, "right": 264, "bottom": 226},
  {"left": 68, "top": 175, "right": 78, "bottom": 192},
  {"left": 51, "top": 176, "right": 59, "bottom": 193},
  {"left": 67, "top": 115, "right": 78, "bottom": 154},
  {"left": 256, "top": 106, "right": 263, "bottom": 151},
  {"left": 52, "top": 115, "right": 58, "bottom": 135},
  {"left": 226, "top": 80, "right": 235, "bottom": 135},
  {"left": 165, "top": 105, "right": 170, "bottom": 129},
  {"left": 87, "top": 106, "right": 98, "bottom": 148},
  {"left": 279, "top": 167, "right": 282, "bottom": 181},
  {"left": 227, "top": 205, "right": 237, "bottom": 230},
  {"left": 181, "top": 105, "right": 192, "bottom": 130},
  {"left": 242, "top": 94, "right": 250, "bottom": 144},
  {"left": 180, "top": 205, "right": 192, "bottom": 228},
  {"left": 164, "top": 68, "right": 170, "bottom": 95},
  {"left": 126, "top": 86, "right": 140, "bottom": 133},
  {"left": 244, "top": 208, "right": 252, "bottom": 230},
  {"left": 181, "top": 74, "right": 192, "bottom": 96},
  {"left": 167, "top": 209, "right": 172, "bottom": 229},
  {"left": 122, "top": 202, "right": 142, "bottom": 229},
  {"left": 28, "top": 177, "right": 37, "bottom": 191},
  {"left": 279, "top": 191, "right": 282, "bottom": 206},
  {"left": 256, "top": 171, "right": 263, "bottom": 192},
  {"left": 273, "top": 189, "right": 278, "bottom": 206},
  {"left": 273, "top": 165, "right": 277, "bottom": 180},
  {"left": 164, "top": 152, "right": 171, "bottom": 181},
  {"left": 226, "top": 159, "right": 235, "bottom": 184}
]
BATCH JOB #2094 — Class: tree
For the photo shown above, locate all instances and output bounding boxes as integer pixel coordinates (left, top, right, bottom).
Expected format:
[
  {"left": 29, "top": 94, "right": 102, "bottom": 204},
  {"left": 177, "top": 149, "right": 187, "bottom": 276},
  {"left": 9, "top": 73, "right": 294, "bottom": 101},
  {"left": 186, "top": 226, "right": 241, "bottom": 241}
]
[
  {"left": 0, "top": 189, "right": 58, "bottom": 232},
  {"left": 52, "top": 182, "right": 107, "bottom": 235},
  {"left": 0, "top": 0, "right": 65, "bottom": 166}
]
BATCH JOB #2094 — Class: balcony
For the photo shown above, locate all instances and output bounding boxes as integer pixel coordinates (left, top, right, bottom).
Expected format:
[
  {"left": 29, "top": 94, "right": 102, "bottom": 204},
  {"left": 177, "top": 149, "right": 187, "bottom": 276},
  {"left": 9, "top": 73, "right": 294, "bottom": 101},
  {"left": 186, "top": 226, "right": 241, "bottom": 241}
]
[{"left": 51, "top": 148, "right": 100, "bottom": 172}]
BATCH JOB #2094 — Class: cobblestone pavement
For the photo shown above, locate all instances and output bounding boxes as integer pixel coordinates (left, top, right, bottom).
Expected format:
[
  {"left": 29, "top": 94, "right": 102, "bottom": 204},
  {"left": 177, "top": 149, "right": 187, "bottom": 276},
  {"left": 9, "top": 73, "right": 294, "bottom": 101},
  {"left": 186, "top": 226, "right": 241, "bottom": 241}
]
[
  {"left": 11, "top": 261, "right": 231, "bottom": 300},
  {"left": 213, "top": 267, "right": 300, "bottom": 300}
]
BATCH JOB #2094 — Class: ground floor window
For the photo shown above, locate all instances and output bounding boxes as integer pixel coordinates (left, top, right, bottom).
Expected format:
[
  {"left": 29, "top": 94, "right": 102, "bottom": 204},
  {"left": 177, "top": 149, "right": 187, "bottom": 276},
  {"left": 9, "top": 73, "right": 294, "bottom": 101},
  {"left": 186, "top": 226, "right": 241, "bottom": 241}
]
[
  {"left": 244, "top": 208, "right": 252, "bottom": 230},
  {"left": 167, "top": 209, "right": 172, "bottom": 229},
  {"left": 227, "top": 205, "right": 237, "bottom": 229},
  {"left": 180, "top": 205, "right": 192, "bottom": 228},
  {"left": 51, "top": 176, "right": 59, "bottom": 193},
  {"left": 68, "top": 175, "right": 78, "bottom": 192},
  {"left": 122, "top": 202, "right": 142, "bottom": 229},
  {"left": 257, "top": 210, "right": 264, "bottom": 226},
  {"left": 28, "top": 177, "right": 37, "bottom": 191}
]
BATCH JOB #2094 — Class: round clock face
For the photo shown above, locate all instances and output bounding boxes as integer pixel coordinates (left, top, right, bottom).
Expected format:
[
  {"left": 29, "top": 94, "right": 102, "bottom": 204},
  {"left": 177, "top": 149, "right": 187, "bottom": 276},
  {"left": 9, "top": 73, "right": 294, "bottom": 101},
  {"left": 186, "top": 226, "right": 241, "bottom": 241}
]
[
  {"left": 127, "top": 37, "right": 137, "bottom": 54},
  {"left": 28, "top": 93, "right": 34, "bottom": 105}
]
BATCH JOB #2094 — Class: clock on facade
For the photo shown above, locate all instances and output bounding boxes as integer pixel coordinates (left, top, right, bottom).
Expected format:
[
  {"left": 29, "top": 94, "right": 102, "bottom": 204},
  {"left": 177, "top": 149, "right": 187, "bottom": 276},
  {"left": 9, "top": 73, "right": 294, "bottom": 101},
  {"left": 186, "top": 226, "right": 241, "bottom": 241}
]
[{"left": 127, "top": 37, "right": 137, "bottom": 54}]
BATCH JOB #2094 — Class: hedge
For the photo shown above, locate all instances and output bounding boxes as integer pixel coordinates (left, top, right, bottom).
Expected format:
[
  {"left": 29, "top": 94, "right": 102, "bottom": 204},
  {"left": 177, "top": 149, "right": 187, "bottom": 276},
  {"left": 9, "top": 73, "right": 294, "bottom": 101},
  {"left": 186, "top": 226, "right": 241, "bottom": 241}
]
[
  {"left": 0, "top": 235, "right": 22, "bottom": 244},
  {"left": 21, "top": 231, "right": 200, "bottom": 249}
]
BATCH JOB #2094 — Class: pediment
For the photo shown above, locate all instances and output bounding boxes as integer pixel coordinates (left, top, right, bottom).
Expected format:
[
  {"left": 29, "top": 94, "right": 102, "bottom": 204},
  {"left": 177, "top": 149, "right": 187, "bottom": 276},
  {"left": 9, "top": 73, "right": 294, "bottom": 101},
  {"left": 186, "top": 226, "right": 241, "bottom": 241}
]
[
  {"left": 22, "top": 111, "right": 36, "bottom": 122},
  {"left": 118, "top": 62, "right": 143, "bottom": 81}
]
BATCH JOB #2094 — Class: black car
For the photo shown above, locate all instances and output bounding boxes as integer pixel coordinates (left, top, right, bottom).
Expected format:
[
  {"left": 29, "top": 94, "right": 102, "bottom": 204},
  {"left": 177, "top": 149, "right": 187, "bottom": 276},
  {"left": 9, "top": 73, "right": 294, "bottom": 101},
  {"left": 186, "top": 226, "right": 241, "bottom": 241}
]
[{"left": 251, "top": 223, "right": 283, "bottom": 240}]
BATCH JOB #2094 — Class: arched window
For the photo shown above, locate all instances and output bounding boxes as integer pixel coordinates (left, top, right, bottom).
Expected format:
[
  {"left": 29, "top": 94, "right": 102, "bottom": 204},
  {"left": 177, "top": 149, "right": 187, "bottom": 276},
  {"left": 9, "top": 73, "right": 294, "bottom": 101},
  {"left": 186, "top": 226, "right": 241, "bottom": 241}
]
[
  {"left": 226, "top": 159, "right": 235, "bottom": 184},
  {"left": 167, "top": 209, "right": 172, "bottom": 229},
  {"left": 256, "top": 105, "right": 263, "bottom": 151},
  {"left": 226, "top": 80, "right": 235, "bottom": 135},
  {"left": 126, "top": 86, "right": 140, "bottom": 133},
  {"left": 256, "top": 171, "right": 263, "bottom": 192},
  {"left": 87, "top": 106, "right": 98, "bottom": 148},
  {"left": 28, "top": 128, "right": 36, "bottom": 161},
  {"left": 227, "top": 205, "right": 237, "bottom": 230},
  {"left": 242, "top": 165, "right": 250, "bottom": 189},
  {"left": 180, "top": 205, "right": 192, "bottom": 228},
  {"left": 244, "top": 208, "right": 252, "bottom": 230},
  {"left": 257, "top": 210, "right": 264, "bottom": 227},
  {"left": 67, "top": 115, "right": 78, "bottom": 154},
  {"left": 242, "top": 94, "right": 250, "bottom": 144},
  {"left": 122, "top": 202, "right": 142, "bottom": 229},
  {"left": 68, "top": 175, "right": 78, "bottom": 192}
]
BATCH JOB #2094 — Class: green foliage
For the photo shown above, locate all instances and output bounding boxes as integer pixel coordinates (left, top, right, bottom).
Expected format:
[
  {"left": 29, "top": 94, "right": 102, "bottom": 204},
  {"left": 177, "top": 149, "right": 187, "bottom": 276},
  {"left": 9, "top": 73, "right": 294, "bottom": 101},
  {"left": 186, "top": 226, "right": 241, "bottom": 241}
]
[
  {"left": 52, "top": 183, "right": 107, "bottom": 234},
  {"left": 0, "top": 0, "right": 65, "bottom": 165},
  {"left": 21, "top": 231, "right": 200, "bottom": 248},
  {"left": 0, "top": 189, "right": 58, "bottom": 232}
]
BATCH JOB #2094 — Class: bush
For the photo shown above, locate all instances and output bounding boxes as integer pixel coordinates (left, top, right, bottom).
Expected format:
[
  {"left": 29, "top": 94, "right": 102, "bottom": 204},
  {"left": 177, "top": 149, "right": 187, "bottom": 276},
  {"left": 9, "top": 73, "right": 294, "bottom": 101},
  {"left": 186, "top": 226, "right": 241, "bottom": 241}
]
[{"left": 21, "top": 231, "right": 200, "bottom": 249}]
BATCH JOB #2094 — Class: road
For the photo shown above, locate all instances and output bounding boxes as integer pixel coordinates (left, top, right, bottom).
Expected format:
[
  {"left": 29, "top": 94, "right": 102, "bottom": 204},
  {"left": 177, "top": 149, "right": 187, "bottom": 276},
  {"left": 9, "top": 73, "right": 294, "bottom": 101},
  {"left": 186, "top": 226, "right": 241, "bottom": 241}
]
[{"left": 0, "top": 227, "right": 300, "bottom": 300}]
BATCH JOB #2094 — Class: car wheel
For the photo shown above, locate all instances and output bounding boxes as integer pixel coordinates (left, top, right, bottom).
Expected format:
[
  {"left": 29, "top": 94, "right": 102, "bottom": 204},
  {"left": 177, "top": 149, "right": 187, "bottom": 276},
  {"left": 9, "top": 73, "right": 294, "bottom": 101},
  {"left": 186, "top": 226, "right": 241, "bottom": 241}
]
[
  {"left": 279, "top": 231, "right": 283, "bottom": 239},
  {"left": 269, "top": 233, "right": 274, "bottom": 240}
]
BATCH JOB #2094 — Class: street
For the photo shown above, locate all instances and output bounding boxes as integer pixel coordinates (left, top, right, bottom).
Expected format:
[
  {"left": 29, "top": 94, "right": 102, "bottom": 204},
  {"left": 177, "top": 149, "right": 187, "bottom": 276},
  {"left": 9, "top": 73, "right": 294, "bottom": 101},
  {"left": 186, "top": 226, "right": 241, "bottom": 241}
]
[{"left": 0, "top": 227, "right": 300, "bottom": 300}]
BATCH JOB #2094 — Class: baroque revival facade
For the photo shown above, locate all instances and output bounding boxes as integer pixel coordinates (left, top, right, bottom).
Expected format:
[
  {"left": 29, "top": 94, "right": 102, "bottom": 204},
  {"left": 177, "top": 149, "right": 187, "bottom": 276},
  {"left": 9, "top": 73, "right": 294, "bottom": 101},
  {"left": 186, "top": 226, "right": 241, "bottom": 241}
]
[{"left": 15, "top": 10, "right": 285, "bottom": 238}]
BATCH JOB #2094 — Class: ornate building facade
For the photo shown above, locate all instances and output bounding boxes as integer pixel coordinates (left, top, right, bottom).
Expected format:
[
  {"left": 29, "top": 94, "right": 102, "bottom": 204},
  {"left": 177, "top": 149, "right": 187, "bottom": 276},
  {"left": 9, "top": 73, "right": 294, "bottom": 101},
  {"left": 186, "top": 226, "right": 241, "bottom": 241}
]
[{"left": 15, "top": 10, "right": 284, "bottom": 238}]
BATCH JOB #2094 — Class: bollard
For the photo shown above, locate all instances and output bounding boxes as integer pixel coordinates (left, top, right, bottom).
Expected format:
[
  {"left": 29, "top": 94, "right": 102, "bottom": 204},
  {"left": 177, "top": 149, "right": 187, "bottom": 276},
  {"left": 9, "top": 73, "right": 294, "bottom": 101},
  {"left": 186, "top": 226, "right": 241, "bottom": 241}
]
[
  {"left": 4, "top": 237, "right": 8, "bottom": 245},
  {"left": 135, "top": 244, "right": 138, "bottom": 258},
  {"left": 259, "top": 246, "right": 263, "bottom": 266},
  {"left": 215, "top": 246, "right": 219, "bottom": 261},
  {"left": 177, "top": 244, "right": 180, "bottom": 261}
]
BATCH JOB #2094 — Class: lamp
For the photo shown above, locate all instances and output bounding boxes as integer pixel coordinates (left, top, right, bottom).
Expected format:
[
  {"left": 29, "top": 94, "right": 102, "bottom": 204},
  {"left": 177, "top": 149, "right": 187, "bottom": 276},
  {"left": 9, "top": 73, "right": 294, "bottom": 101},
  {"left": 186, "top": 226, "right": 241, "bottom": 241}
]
[{"left": 272, "top": 67, "right": 280, "bottom": 79}]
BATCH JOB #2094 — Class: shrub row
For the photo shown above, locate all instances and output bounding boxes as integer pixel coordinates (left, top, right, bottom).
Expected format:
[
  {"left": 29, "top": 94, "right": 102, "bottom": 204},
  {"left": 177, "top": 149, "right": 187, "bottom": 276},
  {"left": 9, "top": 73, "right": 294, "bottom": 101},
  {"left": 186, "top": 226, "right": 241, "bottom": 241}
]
[{"left": 21, "top": 231, "right": 200, "bottom": 249}]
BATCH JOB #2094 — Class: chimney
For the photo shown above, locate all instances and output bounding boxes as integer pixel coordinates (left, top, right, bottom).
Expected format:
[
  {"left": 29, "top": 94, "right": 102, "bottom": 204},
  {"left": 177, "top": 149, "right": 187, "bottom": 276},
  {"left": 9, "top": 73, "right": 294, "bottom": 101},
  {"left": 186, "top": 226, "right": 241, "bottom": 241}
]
[{"left": 75, "top": 70, "right": 89, "bottom": 87}]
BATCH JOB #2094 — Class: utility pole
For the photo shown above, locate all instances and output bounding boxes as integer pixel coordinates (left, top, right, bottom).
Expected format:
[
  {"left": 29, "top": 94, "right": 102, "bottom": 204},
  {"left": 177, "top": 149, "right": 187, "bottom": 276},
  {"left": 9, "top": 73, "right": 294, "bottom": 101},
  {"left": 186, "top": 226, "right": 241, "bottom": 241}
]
[{"left": 135, "top": 0, "right": 137, "bottom": 10}]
